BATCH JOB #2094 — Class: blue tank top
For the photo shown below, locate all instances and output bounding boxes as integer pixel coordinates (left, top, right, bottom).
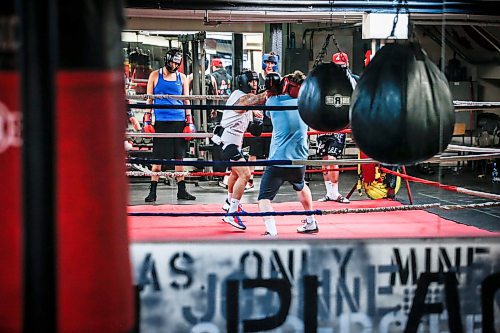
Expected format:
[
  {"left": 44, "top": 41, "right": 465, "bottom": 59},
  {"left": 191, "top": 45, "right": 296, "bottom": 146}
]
[{"left": 154, "top": 68, "right": 185, "bottom": 121}]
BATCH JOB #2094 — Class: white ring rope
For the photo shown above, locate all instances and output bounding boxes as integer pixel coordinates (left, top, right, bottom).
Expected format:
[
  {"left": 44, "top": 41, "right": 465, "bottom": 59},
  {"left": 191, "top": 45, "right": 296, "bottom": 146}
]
[
  {"left": 455, "top": 187, "right": 500, "bottom": 201},
  {"left": 127, "top": 170, "right": 190, "bottom": 178},
  {"left": 128, "top": 78, "right": 148, "bottom": 83},
  {"left": 454, "top": 101, "right": 500, "bottom": 107},
  {"left": 447, "top": 144, "right": 500, "bottom": 153},
  {"left": 126, "top": 95, "right": 500, "bottom": 109},
  {"left": 322, "top": 201, "right": 500, "bottom": 215},
  {"left": 128, "top": 132, "right": 215, "bottom": 139},
  {"left": 127, "top": 94, "right": 229, "bottom": 101}
]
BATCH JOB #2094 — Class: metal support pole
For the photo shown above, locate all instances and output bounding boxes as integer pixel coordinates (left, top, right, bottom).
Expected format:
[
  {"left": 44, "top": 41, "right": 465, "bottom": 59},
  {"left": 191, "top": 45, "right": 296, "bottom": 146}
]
[{"left": 232, "top": 33, "right": 243, "bottom": 79}]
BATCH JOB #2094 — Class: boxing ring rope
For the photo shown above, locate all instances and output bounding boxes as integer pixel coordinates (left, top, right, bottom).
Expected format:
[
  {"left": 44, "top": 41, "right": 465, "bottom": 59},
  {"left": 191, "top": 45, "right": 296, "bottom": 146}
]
[
  {"left": 126, "top": 94, "right": 500, "bottom": 107},
  {"left": 126, "top": 95, "right": 500, "bottom": 110},
  {"left": 125, "top": 167, "right": 357, "bottom": 178},
  {"left": 380, "top": 167, "right": 500, "bottom": 201},
  {"left": 127, "top": 94, "right": 230, "bottom": 101},
  {"left": 126, "top": 129, "right": 352, "bottom": 139},
  {"left": 127, "top": 150, "right": 500, "bottom": 167},
  {"left": 128, "top": 201, "right": 500, "bottom": 217},
  {"left": 453, "top": 100, "right": 500, "bottom": 111}
]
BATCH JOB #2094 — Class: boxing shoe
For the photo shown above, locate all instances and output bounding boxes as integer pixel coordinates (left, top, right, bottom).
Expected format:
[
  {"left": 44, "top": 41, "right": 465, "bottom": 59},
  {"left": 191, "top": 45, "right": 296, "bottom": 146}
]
[
  {"left": 262, "top": 231, "right": 278, "bottom": 238},
  {"left": 297, "top": 219, "right": 319, "bottom": 234},
  {"left": 177, "top": 180, "right": 196, "bottom": 200},
  {"left": 318, "top": 194, "right": 350, "bottom": 203},
  {"left": 177, "top": 191, "right": 196, "bottom": 200},
  {"left": 223, "top": 215, "right": 246, "bottom": 230},
  {"left": 144, "top": 181, "right": 158, "bottom": 203}
]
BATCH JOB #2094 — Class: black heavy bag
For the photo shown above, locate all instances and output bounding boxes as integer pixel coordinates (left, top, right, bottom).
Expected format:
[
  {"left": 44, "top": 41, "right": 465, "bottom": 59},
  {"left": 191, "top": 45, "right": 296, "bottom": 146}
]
[
  {"left": 350, "top": 42, "right": 455, "bottom": 165},
  {"left": 298, "top": 62, "right": 353, "bottom": 131}
]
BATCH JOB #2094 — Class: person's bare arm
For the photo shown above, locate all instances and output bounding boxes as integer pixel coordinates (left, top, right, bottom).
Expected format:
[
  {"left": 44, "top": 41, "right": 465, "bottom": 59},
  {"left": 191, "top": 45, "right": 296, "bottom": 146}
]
[
  {"left": 233, "top": 92, "right": 267, "bottom": 114},
  {"left": 146, "top": 70, "right": 157, "bottom": 106},
  {"left": 181, "top": 72, "right": 191, "bottom": 116}
]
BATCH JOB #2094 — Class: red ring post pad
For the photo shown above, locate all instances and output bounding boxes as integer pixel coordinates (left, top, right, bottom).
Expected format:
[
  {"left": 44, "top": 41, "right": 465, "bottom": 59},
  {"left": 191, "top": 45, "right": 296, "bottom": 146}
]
[
  {"left": 0, "top": 3, "right": 22, "bottom": 332},
  {"left": 0, "top": 66, "right": 22, "bottom": 333},
  {"left": 57, "top": 1, "right": 133, "bottom": 332}
]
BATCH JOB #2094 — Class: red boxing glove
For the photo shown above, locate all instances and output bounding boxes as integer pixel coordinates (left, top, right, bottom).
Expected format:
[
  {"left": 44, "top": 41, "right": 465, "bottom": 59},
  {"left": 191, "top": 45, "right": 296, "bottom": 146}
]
[
  {"left": 143, "top": 111, "right": 153, "bottom": 126},
  {"left": 183, "top": 114, "right": 196, "bottom": 141},
  {"left": 143, "top": 124, "right": 155, "bottom": 133}
]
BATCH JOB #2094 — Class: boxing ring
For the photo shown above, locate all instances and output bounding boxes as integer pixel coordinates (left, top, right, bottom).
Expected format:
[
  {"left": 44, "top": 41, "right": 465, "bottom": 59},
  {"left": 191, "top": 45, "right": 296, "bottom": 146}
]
[{"left": 125, "top": 95, "right": 500, "bottom": 332}]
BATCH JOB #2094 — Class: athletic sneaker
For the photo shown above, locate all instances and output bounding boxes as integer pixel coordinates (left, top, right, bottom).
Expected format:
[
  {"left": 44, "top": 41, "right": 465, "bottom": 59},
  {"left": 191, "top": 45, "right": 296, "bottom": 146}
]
[
  {"left": 262, "top": 231, "right": 278, "bottom": 238},
  {"left": 245, "top": 182, "right": 255, "bottom": 191},
  {"left": 222, "top": 199, "right": 246, "bottom": 213},
  {"left": 223, "top": 215, "right": 246, "bottom": 230},
  {"left": 317, "top": 194, "right": 350, "bottom": 203},
  {"left": 297, "top": 220, "right": 319, "bottom": 234}
]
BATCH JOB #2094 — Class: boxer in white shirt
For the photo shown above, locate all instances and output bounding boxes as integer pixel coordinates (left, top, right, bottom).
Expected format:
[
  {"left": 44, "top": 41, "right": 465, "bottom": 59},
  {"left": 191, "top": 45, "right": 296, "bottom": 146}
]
[{"left": 215, "top": 70, "right": 266, "bottom": 230}]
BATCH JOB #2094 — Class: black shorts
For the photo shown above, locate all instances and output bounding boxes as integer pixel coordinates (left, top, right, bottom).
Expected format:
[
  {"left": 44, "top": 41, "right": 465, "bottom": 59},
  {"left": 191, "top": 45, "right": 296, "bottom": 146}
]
[
  {"left": 212, "top": 143, "right": 226, "bottom": 173},
  {"left": 243, "top": 136, "right": 272, "bottom": 158},
  {"left": 152, "top": 121, "right": 187, "bottom": 160},
  {"left": 258, "top": 166, "right": 306, "bottom": 201},
  {"left": 316, "top": 133, "right": 346, "bottom": 158},
  {"left": 222, "top": 144, "right": 246, "bottom": 161}
]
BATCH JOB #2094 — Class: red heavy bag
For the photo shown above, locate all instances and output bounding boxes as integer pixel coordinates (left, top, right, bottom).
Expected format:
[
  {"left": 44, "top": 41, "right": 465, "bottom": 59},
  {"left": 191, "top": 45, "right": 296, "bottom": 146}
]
[
  {"left": 298, "top": 62, "right": 353, "bottom": 131},
  {"left": 350, "top": 42, "right": 455, "bottom": 165},
  {"left": 0, "top": 3, "right": 22, "bottom": 332},
  {"left": 57, "top": 1, "right": 134, "bottom": 332}
]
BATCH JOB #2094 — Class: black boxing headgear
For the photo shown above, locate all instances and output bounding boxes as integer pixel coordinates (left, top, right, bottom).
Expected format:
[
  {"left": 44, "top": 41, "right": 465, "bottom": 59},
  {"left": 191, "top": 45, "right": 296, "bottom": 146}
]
[
  {"left": 267, "top": 55, "right": 278, "bottom": 64},
  {"left": 265, "top": 72, "right": 282, "bottom": 96},
  {"left": 164, "top": 48, "right": 182, "bottom": 73},
  {"left": 282, "top": 74, "right": 303, "bottom": 99},
  {"left": 237, "top": 70, "right": 258, "bottom": 93}
]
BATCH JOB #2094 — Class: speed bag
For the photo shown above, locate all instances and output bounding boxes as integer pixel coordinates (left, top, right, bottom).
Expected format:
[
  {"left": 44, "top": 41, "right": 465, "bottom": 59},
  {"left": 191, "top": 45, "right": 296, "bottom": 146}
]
[
  {"left": 350, "top": 42, "right": 455, "bottom": 165},
  {"left": 298, "top": 62, "right": 353, "bottom": 131}
]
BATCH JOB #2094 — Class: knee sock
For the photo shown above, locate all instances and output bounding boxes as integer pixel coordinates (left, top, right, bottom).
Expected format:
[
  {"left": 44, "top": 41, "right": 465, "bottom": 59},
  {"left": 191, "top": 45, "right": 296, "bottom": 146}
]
[
  {"left": 324, "top": 180, "right": 333, "bottom": 196},
  {"left": 229, "top": 198, "right": 240, "bottom": 213},
  {"left": 331, "top": 182, "right": 340, "bottom": 198},
  {"left": 264, "top": 216, "right": 277, "bottom": 236}
]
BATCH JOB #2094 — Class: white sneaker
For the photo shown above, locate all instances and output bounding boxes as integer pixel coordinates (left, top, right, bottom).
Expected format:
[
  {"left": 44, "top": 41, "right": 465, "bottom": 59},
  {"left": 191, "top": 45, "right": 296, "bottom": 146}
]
[
  {"left": 317, "top": 195, "right": 333, "bottom": 202},
  {"left": 317, "top": 194, "right": 350, "bottom": 203},
  {"left": 297, "top": 220, "right": 319, "bottom": 234},
  {"left": 262, "top": 231, "right": 278, "bottom": 238},
  {"left": 245, "top": 182, "right": 255, "bottom": 191},
  {"left": 222, "top": 215, "right": 246, "bottom": 230}
]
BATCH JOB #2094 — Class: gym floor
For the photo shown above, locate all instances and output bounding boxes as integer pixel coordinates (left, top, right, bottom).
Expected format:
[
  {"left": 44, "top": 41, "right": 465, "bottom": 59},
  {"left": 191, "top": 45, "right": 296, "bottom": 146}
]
[{"left": 128, "top": 163, "right": 500, "bottom": 233}]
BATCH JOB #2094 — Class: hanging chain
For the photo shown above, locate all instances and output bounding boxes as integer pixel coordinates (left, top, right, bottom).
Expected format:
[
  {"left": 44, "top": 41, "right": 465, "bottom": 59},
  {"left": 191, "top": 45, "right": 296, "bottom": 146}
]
[
  {"left": 313, "top": 33, "right": 345, "bottom": 69},
  {"left": 389, "top": 0, "right": 410, "bottom": 38},
  {"left": 313, "top": 34, "right": 332, "bottom": 69}
]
